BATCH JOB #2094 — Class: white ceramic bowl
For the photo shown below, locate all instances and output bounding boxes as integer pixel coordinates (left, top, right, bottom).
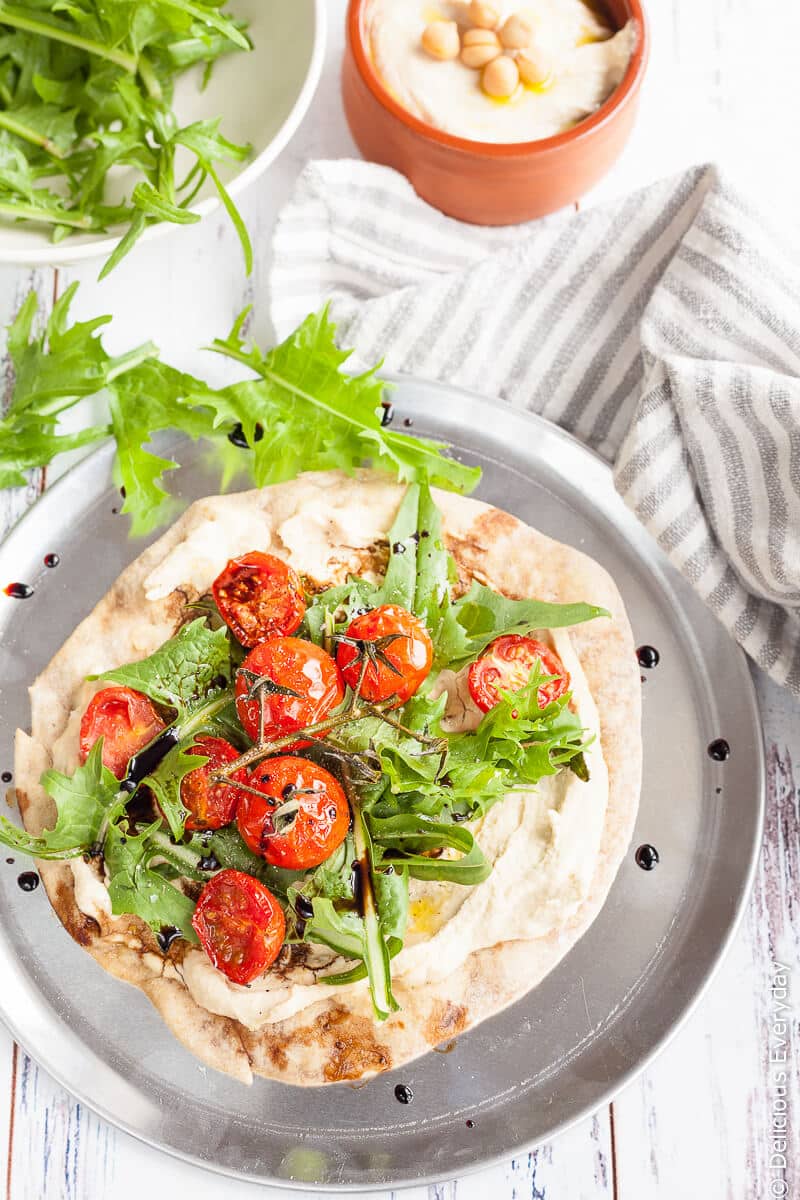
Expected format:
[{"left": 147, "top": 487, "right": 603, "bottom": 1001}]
[{"left": 0, "top": 0, "right": 326, "bottom": 266}]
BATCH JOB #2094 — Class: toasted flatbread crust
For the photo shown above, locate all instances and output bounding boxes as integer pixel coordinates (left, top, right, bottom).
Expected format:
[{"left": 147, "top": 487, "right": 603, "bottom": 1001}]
[{"left": 13, "top": 471, "right": 641, "bottom": 1085}]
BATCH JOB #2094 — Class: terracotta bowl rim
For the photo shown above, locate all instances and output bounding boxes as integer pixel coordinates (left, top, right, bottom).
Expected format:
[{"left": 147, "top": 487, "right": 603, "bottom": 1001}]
[{"left": 346, "top": 0, "right": 650, "bottom": 158}]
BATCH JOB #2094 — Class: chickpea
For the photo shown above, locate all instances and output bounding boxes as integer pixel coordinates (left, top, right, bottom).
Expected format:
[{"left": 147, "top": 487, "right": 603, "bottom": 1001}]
[
  {"left": 517, "top": 47, "right": 553, "bottom": 86},
  {"left": 499, "top": 13, "right": 533, "bottom": 49},
  {"left": 481, "top": 53, "right": 520, "bottom": 98},
  {"left": 468, "top": 1, "right": 500, "bottom": 28},
  {"left": 421, "top": 19, "right": 460, "bottom": 61},
  {"left": 461, "top": 28, "right": 501, "bottom": 69}
]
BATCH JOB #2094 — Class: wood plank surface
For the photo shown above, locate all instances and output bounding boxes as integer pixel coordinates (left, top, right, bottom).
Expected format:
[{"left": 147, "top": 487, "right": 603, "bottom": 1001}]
[{"left": 1, "top": 1, "right": 798, "bottom": 1197}]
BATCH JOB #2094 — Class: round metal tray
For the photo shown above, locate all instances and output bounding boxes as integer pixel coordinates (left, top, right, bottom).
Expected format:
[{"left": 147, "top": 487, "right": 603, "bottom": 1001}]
[{"left": 0, "top": 378, "right": 764, "bottom": 1190}]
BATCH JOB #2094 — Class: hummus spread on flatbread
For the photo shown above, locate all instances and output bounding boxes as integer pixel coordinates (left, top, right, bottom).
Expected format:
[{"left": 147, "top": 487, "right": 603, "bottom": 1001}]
[{"left": 11, "top": 470, "right": 641, "bottom": 1085}]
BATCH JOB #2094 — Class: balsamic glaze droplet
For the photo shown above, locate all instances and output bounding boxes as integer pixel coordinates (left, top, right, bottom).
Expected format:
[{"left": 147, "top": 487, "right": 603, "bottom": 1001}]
[
  {"left": 635, "top": 844, "right": 659, "bottom": 871},
  {"left": 715, "top": 786, "right": 722, "bottom": 795},
  {"left": 43, "top": 553, "right": 60, "bottom": 569},
  {"left": 707, "top": 738, "right": 730, "bottom": 762},
  {"left": 6, "top": 858, "right": 14, "bottom": 865},
  {"left": 198, "top": 853, "right": 220, "bottom": 873},
  {"left": 17, "top": 871, "right": 39, "bottom": 892},
  {"left": 466, "top": 1119, "right": 475, "bottom": 1129},
  {"left": 394, "top": 1084, "right": 413, "bottom": 1104},
  {"left": 380, "top": 402, "right": 394, "bottom": 427},
  {"left": 211, "top": 674, "right": 228, "bottom": 690},
  {"left": 4, "top": 583, "right": 33, "bottom": 599},
  {"left": 1, "top": 771, "right": 11, "bottom": 783},
  {"left": 295, "top": 894, "right": 314, "bottom": 920},
  {"left": 228, "top": 422, "right": 264, "bottom": 448},
  {"left": 637, "top": 645, "right": 660, "bottom": 669},
  {"left": 403, "top": 417, "right": 413, "bottom": 428},
  {"left": 392, "top": 541, "right": 406, "bottom": 555},
  {"left": 156, "top": 925, "right": 182, "bottom": 952}
]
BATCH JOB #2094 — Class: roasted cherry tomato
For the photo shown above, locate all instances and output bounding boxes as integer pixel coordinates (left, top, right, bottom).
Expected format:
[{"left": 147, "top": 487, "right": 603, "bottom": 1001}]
[
  {"left": 79, "top": 686, "right": 166, "bottom": 779},
  {"left": 178, "top": 736, "right": 244, "bottom": 832},
  {"left": 191, "top": 868, "right": 286, "bottom": 986},
  {"left": 467, "top": 635, "right": 570, "bottom": 713},
  {"left": 235, "top": 636, "right": 344, "bottom": 746},
  {"left": 212, "top": 551, "right": 305, "bottom": 647},
  {"left": 336, "top": 604, "right": 433, "bottom": 706},
  {"left": 237, "top": 756, "right": 350, "bottom": 870}
]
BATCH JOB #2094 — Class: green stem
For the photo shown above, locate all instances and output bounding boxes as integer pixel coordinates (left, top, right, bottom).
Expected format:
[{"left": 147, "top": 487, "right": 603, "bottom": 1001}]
[
  {"left": 0, "top": 201, "right": 95, "bottom": 230},
  {"left": 0, "top": 112, "right": 64, "bottom": 158},
  {"left": 343, "top": 765, "right": 396, "bottom": 1019},
  {"left": 105, "top": 342, "right": 159, "bottom": 383},
  {"left": 138, "top": 55, "right": 162, "bottom": 102},
  {"left": 0, "top": 5, "right": 138, "bottom": 72}
]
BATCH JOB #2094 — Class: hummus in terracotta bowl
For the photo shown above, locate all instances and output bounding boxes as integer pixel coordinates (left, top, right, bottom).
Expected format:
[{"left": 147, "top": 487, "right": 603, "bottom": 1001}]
[
  {"left": 366, "top": 0, "right": 637, "bottom": 144},
  {"left": 342, "top": 0, "right": 649, "bottom": 224}
]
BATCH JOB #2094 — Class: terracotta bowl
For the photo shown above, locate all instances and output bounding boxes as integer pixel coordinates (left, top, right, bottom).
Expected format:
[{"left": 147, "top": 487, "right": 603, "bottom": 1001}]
[{"left": 342, "top": 0, "right": 649, "bottom": 225}]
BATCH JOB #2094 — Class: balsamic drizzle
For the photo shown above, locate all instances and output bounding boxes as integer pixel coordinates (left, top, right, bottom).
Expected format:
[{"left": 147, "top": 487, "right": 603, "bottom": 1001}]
[
  {"left": 380, "top": 402, "right": 394, "bottom": 427},
  {"left": 17, "top": 871, "right": 39, "bottom": 892},
  {"left": 636, "top": 645, "right": 660, "bottom": 669},
  {"left": 394, "top": 1084, "right": 413, "bottom": 1104},
  {"left": 228, "top": 422, "right": 264, "bottom": 448},
  {"left": 156, "top": 925, "right": 182, "bottom": 952},
  {"left": 707, "top": 739, "right": 731, "bottom": 762},
  {"left": 635, "top": 844, "right": 659, "bottom": 871},
  {"left": 351, "top": 859, "right": 367, "bottom": 915},
  {"left": 4, "top": 583, "right": 33, "bottom": 599},
  {"left": 121, "top": 726, "right": 181, "bottom": 791},
  {"left": 43, "top": 553, "right": 60, "bottom": 569},
  {"left": 1, "top": 771, "right": 11, "bottom": 784}
]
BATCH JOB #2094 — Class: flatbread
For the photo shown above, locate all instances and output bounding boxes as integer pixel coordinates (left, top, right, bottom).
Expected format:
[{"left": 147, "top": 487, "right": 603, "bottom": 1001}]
[{"left": 13, "top": 470, "right": 641, "bottom": 1085}]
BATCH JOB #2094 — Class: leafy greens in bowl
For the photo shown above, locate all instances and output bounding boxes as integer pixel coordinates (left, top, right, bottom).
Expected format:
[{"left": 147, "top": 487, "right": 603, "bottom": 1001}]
[{"left": 0, "top": 0, "right": 325, "bottom": 272}]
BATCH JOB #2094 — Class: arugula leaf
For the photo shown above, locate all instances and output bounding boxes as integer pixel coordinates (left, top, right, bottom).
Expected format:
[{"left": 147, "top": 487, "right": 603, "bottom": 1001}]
[
  {"left": 0, "top": 0, "right": 253, "bottom": 274},
  {"left": 97, "top": 618, "right": 231, "bottom": 714},
  {"left": 143, "top": 740, "right": 207, "bottom": 841},
  {"left": 0, "top": 289, "right": 483, "bottom": 537},
  {"left": 369, "top": 815, "right": 491, "bottom": 884},
  {"left": 450, "top": 582, "right": 611, "bottom": 662},
  {"left": 209, "top": 306, "right": 481, "bottom": 495},
  {"left": 307, "top": 867, "right": 410, "bottom": 994},
  {"left": 0, "top": 741, "right": 123, "bottom": 859},
  {"left": 105, "top": 821, "right": 199, "bottom": 941}
]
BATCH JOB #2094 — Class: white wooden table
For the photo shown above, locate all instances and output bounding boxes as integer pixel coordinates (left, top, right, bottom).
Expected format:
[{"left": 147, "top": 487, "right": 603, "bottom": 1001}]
[{"left": 1, "top": 2, "right": 798, "bottom": 1197}]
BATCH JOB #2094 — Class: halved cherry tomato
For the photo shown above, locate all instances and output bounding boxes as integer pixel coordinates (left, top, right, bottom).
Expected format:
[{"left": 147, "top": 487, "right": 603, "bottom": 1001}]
[
  {"left": 468, "top": 635, "right": 570, "bottom": 713},
  {"left": 79, "top": 686, "right": 166, "bottom": 779},
  {"left": 178, "top": 736, "right": 245, "bottom": 832},
  {"left": 235, "top": 636, "right": 344, "bottom": 746},
  {"left": 191, "top": 868, "right": 286, "bottom": 986},
  {"left": 336, "top": 604, "right": 433, "bottom": 706},
  {"left": 212, "top": 551, "right": 305, "bottom": 647},
  {"left": 237, "top": 756, "right": 350, "bottom": 870}
]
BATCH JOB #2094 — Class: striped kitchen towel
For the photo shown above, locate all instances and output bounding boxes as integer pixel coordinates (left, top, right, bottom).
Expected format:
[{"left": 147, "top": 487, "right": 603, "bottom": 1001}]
[{"left": 269, "top": 160, "right": 800, "bottom": 696}]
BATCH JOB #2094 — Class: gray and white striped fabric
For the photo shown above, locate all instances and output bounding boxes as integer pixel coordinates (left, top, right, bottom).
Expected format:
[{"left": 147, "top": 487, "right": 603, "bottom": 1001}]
[{"left": 269, "top": 160, "right": 800, "bottom": 696}]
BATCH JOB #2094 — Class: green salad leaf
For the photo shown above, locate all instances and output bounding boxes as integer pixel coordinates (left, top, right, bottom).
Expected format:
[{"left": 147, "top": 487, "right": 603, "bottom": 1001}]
[
  {"left": 96, "top": 618, "right": 231, "bottom": 714},
  {"left": 450, "top": 583, "right": 611, "bottom": 662},
  {"left": 143, "top": 740, "right": 208, "bottom": 842},
  {"left": 0, "top": 288, "right": 481, "bottom": 534},
  {"left": 0, "top": 0, "right": 253, "bottom": 274},
  {"left": 0, "top": 740, "right": 123, "bottom": 859},
  {"left": 208, "top": 307, "right": 481, "bottom": 495},
  {"left": 105, "top": 821, "right": 199, "bottom": 941}
]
